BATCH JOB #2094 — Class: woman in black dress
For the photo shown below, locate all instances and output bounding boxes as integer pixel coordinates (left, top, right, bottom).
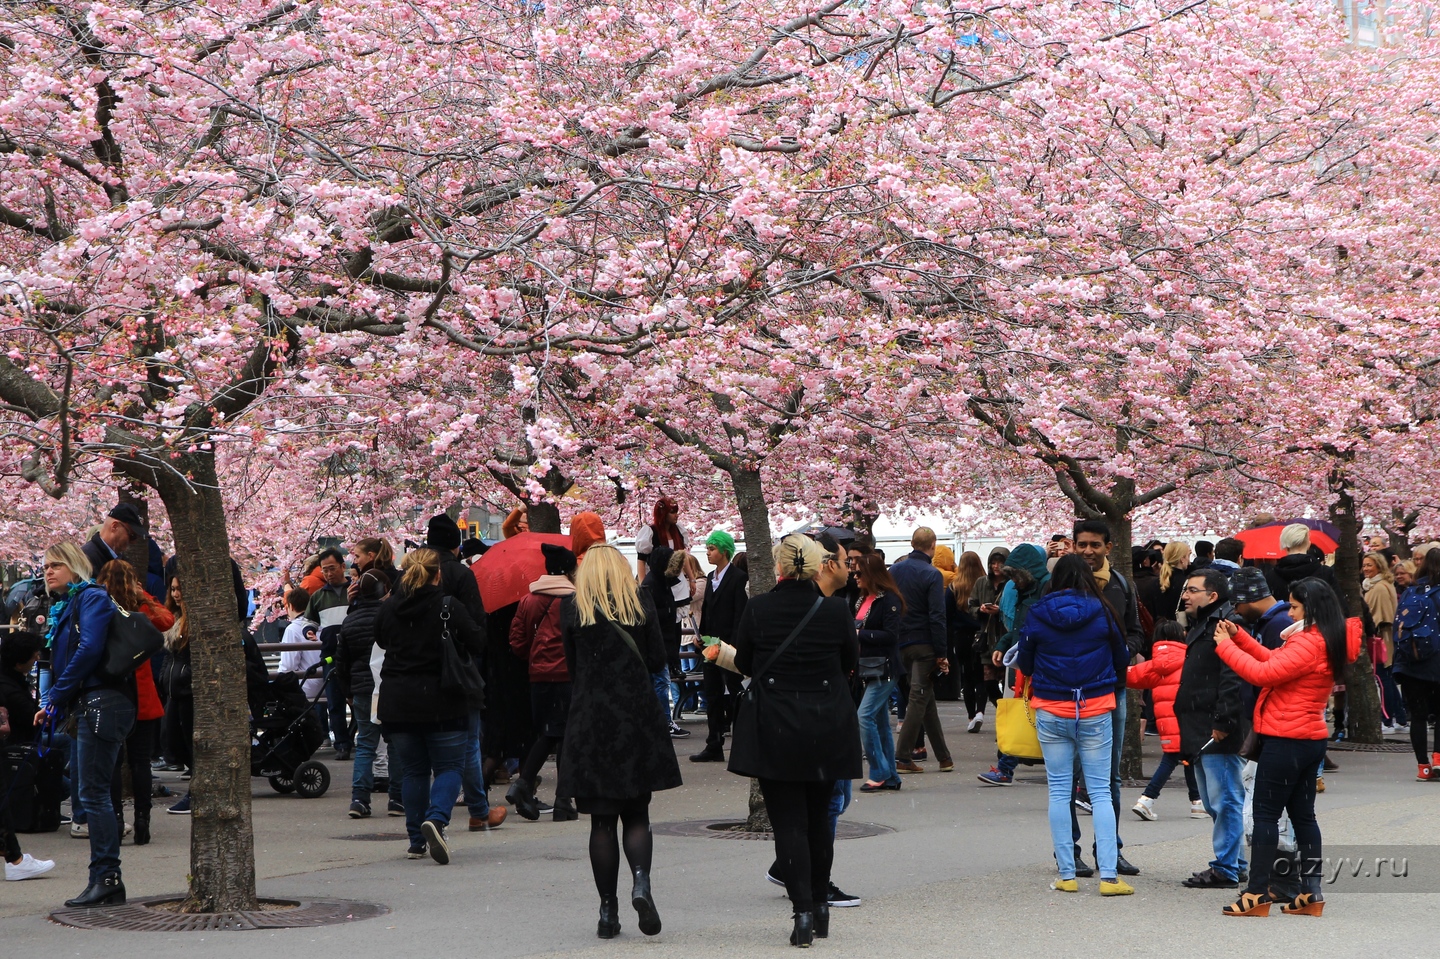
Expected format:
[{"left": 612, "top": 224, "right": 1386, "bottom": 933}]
[
  {"left": 728, "top": 534, "right": 862, "bottom": 947},
  {"left": 559, "top": 544, "right": 682, "bottom": 939}
]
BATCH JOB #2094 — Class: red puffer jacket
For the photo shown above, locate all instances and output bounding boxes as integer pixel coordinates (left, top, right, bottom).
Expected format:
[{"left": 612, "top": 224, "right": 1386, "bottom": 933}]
[
  {"left": 509, "top": 579, "right": 573, "bottom": 682},
  {"left": 1126, "top": 639, "right": 1186, "bottom": 754},
  {"left": 1215, "top": 618, "right": 1362, "bottom": 740},
  {"left": 134, "top": 594, "right": 175, "bottom": 721}
]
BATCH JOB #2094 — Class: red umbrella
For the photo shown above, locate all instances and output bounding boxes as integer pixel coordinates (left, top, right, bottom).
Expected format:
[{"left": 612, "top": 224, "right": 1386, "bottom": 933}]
[
  {"left": 1234, "top": 522, "right": 1340, "bottom": 560},
  {"left": 471, "top": 531, "right": 573, "bottom": 613}
]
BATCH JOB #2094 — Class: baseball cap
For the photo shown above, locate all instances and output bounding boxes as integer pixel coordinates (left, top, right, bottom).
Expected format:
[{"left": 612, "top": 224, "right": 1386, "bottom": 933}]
[{"left": 107, "top": 503, "right": 146, "bottom": 541}]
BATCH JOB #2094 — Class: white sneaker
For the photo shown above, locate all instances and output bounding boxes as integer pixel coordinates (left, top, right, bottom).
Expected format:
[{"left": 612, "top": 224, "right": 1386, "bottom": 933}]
[
  {"left": 122, "top": 822, "right": 133, "bottom": 838},
  {"left": 1190, "top": 800, "right": 1208, "bottom": 819},
  {"left": 70, "top": 822, "right": 89, "bottom": 838},
  {"left": 5, "top": 854, "right": 56, "bottom": 881},
  {"left": 967, "top": 712, "right": 984, "bottom": 733},
  {"left": 1131, "top": 796, "right": 1157, "bottom": 822},
  {"left": 1394, "top": 724, "right": 1411, "bottom": 734}
]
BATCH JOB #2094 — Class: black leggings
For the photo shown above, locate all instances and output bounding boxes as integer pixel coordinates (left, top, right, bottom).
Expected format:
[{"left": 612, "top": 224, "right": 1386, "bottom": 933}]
[
  {"left": 112, "top": 718, "right": 158, "bottom": 824},
  {"left": 588, "top": 797, "right": 652, "bottom": 899},
  {"left": 758, "top": 778, "right": 834, "bottom": 913},
  {"left": 961, "top": 655, "right": 1001, "bottom": 718},
  {"left": 519, "top": 734, "right": 562, "bottom": 794},
  {"left": 0, "top": 762, "right": 21, "bottom": 862},
  {"left": 165, "top": 695, "right": 193, "bottom": 769},
  {"left": 1399, "top": 676, "right": 1440, "bottom": 764}
]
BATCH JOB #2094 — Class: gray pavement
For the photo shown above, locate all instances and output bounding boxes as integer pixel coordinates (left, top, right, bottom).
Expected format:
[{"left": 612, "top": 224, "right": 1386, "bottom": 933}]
[{"left": 2, "top": 702, "right": 1434, "bottom": 956}]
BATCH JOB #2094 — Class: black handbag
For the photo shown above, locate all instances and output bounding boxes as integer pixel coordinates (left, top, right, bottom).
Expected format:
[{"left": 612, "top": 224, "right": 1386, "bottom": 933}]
[
  {"left": 857, "top": 656, "right": 890, "bottom": 682},
  {"left": 437, "top": 597, "right": 485, "bottom": 709},
  {"left": 729, "top": 597, "right": 824, "bottom": 772},
  {"left": 96, "top": 597, "right": 166, "bottom": 684}
]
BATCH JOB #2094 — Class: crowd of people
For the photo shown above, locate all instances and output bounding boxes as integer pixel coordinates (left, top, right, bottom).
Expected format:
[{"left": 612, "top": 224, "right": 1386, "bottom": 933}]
[{"left": 3, "top": 498, "right": 1439, "bottom": 944}]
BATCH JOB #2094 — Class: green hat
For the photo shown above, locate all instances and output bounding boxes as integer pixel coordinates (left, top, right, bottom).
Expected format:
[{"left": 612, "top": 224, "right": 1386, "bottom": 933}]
[{"left": 705, "top": 529, "right": 736, "bottom": 558}]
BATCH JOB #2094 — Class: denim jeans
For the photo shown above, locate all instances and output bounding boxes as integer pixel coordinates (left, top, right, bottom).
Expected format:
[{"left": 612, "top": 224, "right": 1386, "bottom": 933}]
[
  {"left": 1070, "top": 692, "right": 1125, "bottom": 852},
  {"left": 1037, "top": 710, "right": 1116, "bottom": 879},
  {"left": 75, "top": 688, "right": 136, "bottom": 884},
  {"left": 1193, "top": 752, "right": 1247, "bottom": 881},
  {"left": 461, "top": 711, "right": 491, "bottom": 819},
  {"left": 651, "top": 670, "right": 672, "bottom": 727},
  {"left": 1143, "top": 751, "right": 1200, "bottom": 801},
  {"left": 389, "top": 728, "right": 467, "bottom": 847},
  {"left": 1248, "top": 737, "right": 1326, "bottom": 896},
  {"left": 858, "top": 678, "right": 899, "bottom": 784},
  {"left": 827, "top": 778, "right": 851, "bottom": 840},
  {"left": 1378, "top": 664, "right": 1408, "bottom": 726},
  {"left": 351, "top": 694, "right": 382, "bottom": 802}
]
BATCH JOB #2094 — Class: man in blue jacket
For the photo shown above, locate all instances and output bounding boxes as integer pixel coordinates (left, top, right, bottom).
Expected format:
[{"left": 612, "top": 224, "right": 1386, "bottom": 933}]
[{"left": 892, "top": 528, "right": 952, "bottom": 773}]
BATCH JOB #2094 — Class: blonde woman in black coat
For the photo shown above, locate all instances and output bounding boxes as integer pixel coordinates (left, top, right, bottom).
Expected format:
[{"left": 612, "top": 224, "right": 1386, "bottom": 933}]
[
  {"left": 728, "top": 534, "right": 862, "bottom": 947},
  {"left": 559, "top": 544, "right": 682, "bottom": 940}
]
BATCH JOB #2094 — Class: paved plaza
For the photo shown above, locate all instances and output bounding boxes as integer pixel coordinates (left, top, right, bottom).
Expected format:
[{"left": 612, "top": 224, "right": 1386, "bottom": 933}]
[{"left": 1, "top": 703, "right": 1433, "bottom": 957}]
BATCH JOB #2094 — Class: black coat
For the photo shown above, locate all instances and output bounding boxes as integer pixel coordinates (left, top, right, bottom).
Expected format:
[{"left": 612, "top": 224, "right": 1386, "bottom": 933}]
[
  {"left": 338, "top": 597, "right": 383, "bottom": 698},
  {"left": 642, "top": 545, "right": 681, "bottom": 650},
  {"left": 856, "top": 590, "right": 903, "bottom": 681},
  {"left": 1274, "top": 555, "right": 1344, "bottom": 611},
  {"left": 1133, "top": 567, "right": 1163, "bottom": 623},
  {"left": 727, "top": 581, "right": 863, "bottom": 782},
  {"left": 557, "top": 593, "right": 682, "bottom": 801},
  {"left": 699, "top": 563, "right": 748, "bottom": 642},
  {"left": 375, "top": 585, "right": 484, "bottom": 728},
  {"left": 1174, "top": 600, "right": 1249, "bottom": 759},
  {"left": 0, "top": 668, "right": 37, "bottom": 743},
  {"left": 438, "top": 553, "right": 487, "bottom": 628}
]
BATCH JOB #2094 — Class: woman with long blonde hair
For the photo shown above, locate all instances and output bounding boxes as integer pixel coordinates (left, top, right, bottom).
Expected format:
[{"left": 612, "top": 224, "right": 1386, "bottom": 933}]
[
  {"left": 559, "top": 543, "right": 681, "bottom": 940},
  {"left": 1157, "top": 542, "right": 1192, "bottom": 621}
]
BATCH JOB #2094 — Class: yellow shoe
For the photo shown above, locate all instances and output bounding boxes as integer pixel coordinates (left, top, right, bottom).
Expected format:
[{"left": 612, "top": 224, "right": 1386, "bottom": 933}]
[
  {"left": 1050, "top": 879, "right": 1078, "bottom": 892},
  {"left": 1100, "top": 879, "right": 1135, "bottom": 897}
]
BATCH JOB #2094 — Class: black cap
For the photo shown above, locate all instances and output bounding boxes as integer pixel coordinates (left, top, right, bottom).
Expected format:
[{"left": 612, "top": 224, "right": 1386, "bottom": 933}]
[
  {"left": 541, "top": 543, "right": 577, "bottom": 576},
  {"left": 425, "top": 514, "right": 463, "bottom": 552},
  {"left": 107, "top": 503, "right": 146, "bottom": 541},
  {"left": 1230, "top": 567, "right": 1272, "bottom": 604}
]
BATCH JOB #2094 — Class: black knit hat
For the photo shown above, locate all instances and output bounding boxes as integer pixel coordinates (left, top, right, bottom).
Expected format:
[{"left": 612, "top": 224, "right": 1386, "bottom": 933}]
[
  {"left": 1230, "top": 567, "right": 1272, "bottom": 604},
  {"left": 541, "top": 543, "right": 578, "bottom": 576},
  {"left": 425, "top": 513, "right": 463, "bottom": 552}
]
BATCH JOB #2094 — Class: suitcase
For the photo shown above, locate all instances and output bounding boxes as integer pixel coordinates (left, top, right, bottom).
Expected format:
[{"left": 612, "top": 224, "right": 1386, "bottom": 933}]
[{"left": 2, "top": 743, "right": 65, "bottom": 833}]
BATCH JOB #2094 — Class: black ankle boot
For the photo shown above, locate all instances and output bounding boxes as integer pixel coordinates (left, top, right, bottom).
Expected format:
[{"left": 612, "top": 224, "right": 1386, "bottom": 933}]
[
  {"left": 813, "top": 902, "right": 829, "bottom": 938},
  {"left": 505, "top": 778, "right": 540, "bottom": 821},
  {"left": 552, "top": 796, "right": 579, "bottom": 822},
  {"left": 631, "top": 870, "right": 661, "bottom": 936},
  {"left": 597, "top": 895, "right": 621, "bottom": 939},
  {"left": 790, "top": 911, "right": 814, "bottom": 948},
  {"left": 65, "top": 873, "right": 126, "bottom": 908},
  {"left": 134, "top": 815, "right": 151, "bottom": 846}
]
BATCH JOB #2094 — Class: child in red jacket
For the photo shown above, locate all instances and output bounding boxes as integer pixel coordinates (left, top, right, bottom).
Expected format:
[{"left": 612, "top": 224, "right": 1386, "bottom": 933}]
[{"left": 1126, "top": 621, "right": 1204, "bottom": 821}]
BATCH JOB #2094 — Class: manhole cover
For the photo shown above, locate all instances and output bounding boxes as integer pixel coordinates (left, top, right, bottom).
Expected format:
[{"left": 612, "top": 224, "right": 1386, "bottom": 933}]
[
  {"left": 1327, "top": 741, "right": 1411, "bottom": 753},
  {"left": 651, "top": 819, "right": 894, "bottom": 841},
  {"left": 336, "top": 833, "right": 411, "bottom": 841},
  {"left": 51, "top": 897, "right": 389, "bottom": 931}
]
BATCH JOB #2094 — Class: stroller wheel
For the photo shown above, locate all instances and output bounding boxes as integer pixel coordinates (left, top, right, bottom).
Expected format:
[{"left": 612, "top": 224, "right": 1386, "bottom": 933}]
[
  {"left": 269, "top": 773, "right": 296, "bottom": 794},
  {"left": 294, "top": 760, "right": 331, "bottom": 799}
]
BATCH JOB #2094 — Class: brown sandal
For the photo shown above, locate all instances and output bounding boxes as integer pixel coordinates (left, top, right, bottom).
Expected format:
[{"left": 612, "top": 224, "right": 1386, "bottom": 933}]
[
  {"left": 1281, "top": 893, "right": 1324, "bottom": 916},
  {"left": 1222, "top": 891, "right": 1274, "bottom": 917}
]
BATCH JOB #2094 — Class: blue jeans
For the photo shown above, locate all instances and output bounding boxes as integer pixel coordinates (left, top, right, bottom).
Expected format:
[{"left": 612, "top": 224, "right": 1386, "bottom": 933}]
[
  {"left": 75, "top": 688, "right": 136, "bottom": 883},
  {"left": 652, "top": 670, "right": 672, "bottom": 726},
  {"left": 1071, "top": 692, "right": 1125, "bottom": 852},
  {"left": 1378, "top": 664, "right": 1408, "bottom": 725},
  {"left": 461, "top": 711, "right": 491, "bottom": 818},
  {"left": 388, "top": 728, "right": 466, "bottom": 847},
  {"left": 828, "top": 778, "right": 851, "bottom": 840},
  {"left": 858, "top": 678, "right": 899, "bottom": 784},
  {"left": 351, "top": 694, "right": 381, "bottom": 801},
  {"left": 1037, "top": 710, "right": 1117, "bottom": 880},
  {"left": 1193, "top": 752, "right": 1247, "bottom": 880},
  {"left": 1143, "top": 752, "right": 1200, "bottom": 801}
]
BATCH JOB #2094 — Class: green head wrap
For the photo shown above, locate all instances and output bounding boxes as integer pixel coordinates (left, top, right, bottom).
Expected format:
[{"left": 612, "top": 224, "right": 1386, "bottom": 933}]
[{"left": 705, "top": 529, "right": 736, "bottom": 559}]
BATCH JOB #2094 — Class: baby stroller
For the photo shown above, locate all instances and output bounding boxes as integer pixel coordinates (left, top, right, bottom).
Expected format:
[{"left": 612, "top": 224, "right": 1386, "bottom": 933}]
[{"left": 250, "top": 663, "right": 330, "bottom": 798}]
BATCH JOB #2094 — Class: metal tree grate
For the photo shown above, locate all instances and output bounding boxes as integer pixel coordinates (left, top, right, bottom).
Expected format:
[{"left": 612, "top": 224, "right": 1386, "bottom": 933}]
[
  {"left": 51, "top": 898, "right": 389, "bottom": 932},
  {"left": 651, "top": 819, "right": 895, "bottom": 841},
  {"left": 1327, "top": 740, "right": 1412, "bottom": 753},
  {"left": 335, "top": 832, "right": 411, "bottom": 841}
]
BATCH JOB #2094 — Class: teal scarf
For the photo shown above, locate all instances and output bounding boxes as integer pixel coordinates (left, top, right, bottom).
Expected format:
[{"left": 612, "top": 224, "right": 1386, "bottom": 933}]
[{"left": 43, "top": 579, "right": 92, "bottom": 649}]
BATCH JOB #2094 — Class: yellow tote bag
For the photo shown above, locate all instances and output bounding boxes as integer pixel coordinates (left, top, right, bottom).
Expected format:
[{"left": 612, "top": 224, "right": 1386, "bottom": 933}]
[{"left": 995, "top": 682, "right": 1043, "bottom": 761}]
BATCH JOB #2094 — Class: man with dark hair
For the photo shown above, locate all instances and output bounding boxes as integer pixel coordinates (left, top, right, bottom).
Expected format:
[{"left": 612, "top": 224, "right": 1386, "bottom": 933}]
[
  {"left": 1175, "top": 569, "right": 1249, "bottom": 889},
  {"left": 305, "top": 547, "right": 354, "bottom": 759},
  {"left": 1070, "top": 519, "right": 1143, "bottom": 877},
  {"left": 1192, "top": 540, "right": 1215, "bottom": 570},
  {"left": 1211, "top": 538, "right": 1245, "bottom": 578}
]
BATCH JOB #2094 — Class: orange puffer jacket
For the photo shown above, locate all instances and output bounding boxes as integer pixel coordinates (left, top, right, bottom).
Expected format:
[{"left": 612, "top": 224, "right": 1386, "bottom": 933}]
[
  {"left": 1126, "top": 639, "right": 1186, "bottom": 754},
  {"left": 1215, "top": 618, "right": 1362, "bottom": 741}
]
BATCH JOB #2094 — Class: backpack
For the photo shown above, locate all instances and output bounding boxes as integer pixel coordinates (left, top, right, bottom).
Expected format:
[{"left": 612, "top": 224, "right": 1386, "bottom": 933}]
[{"left": 1396, "top": 585, "right": 1440, "bottom": 663}]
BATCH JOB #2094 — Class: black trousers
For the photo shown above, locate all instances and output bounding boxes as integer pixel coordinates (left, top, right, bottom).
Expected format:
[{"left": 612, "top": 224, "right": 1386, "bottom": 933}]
[
  {"left": 0, "top": 760, "right": 21, "bottom": 862},
  {"left": 758, "top": 778, "right": 835, "bottom": 914},
  {"left": 1248, "top": 736, "right": 1326, "bottom": 898},
  {"left": 112, "top": 718, "right": 159, "bottom": 823},
  {"left": 164, "top": 695, "right": 194, "bottom": 770},
  {"left": 1399, "top": 676, "right": 1440, "bottom": 764},
  {"left": 702, "top": 662, "right": 744, "bottom": 750}
]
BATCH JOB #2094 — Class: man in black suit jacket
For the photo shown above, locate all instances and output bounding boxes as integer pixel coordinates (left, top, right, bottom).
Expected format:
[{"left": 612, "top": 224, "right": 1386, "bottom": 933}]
[{"left": 691, "top": 531, "right": 749, "bottom": 762}]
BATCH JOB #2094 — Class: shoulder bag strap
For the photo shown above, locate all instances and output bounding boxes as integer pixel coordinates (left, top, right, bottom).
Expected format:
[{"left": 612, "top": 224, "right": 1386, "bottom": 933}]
[
  {"left": 608, "top": 621, "right": 647, "bottom": 664},
  {"left": 751, "top": 596, "right": 825, "bottom": 685},
  {"left": 439, "top": 595, "right": 453, "bottom": 643}
]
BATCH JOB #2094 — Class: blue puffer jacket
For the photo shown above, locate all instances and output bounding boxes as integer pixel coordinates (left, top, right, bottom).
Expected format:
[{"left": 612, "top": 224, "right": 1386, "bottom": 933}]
[
  {"left": 1016, "top": 590, "right": 1129, "bottom": 704},
  {"left": 41, "top": 582, "right": 115, "bottom": 715}
]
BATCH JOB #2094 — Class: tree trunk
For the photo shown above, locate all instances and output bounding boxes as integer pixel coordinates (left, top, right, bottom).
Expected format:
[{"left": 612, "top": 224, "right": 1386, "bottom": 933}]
[
  {"left": 1108, "top": 511, "right": 1145, "bottom": 780},
  {"left": 744, "top": 777, "right": 772, "bottom": 832},
  {"left": 527, "top": 501, "right": 562, "bottom": 534},
  {"left": 1330, "top": 481, "right": 1382, "bottom": 744},
  {"left": 730, "top": 466, "right": 775, "bottom": 594},
  {"left": 156, "top": 452, "right": 259, "bottom": 912},
  {"left": 1383, "top": 508, "right": 1418, "bottom": 559}
]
